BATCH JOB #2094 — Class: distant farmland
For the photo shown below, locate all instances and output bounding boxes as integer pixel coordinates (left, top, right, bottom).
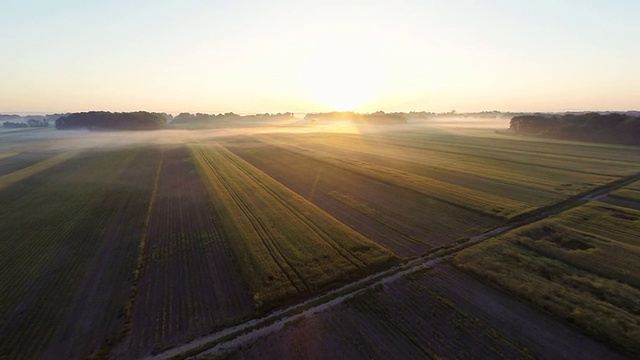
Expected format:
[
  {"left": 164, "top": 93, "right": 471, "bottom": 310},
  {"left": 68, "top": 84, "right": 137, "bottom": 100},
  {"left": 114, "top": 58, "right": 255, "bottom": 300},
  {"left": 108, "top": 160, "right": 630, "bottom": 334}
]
[{"left": 0, "top": 124, "right": 639, "bottom": 359}]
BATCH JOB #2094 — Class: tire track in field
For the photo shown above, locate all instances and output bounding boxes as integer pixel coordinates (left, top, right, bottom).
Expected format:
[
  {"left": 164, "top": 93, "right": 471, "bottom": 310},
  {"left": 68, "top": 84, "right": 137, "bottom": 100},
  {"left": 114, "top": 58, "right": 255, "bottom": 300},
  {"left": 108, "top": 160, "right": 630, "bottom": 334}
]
[
  {"left": 215, "top": 146, "right": 366, "bottom": 269},
  {"left": 148, "top": 169, "right": 640, "bottom": 360},
  {"left": 197, "top": 147, "right": 308, "bottom": 293},
  {"left": 194, "top": 146, "right": 308, "bottom": 293}
]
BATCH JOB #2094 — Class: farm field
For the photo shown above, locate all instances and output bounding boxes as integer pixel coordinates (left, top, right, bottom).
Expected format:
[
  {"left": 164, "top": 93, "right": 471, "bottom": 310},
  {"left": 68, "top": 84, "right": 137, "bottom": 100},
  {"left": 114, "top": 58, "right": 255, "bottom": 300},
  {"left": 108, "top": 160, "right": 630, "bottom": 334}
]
[
  {"left": 224, "top": 136, "right": 501, "bottom": 257},
  {"left": 221, "top": 264, "right": 626, "bottom": 360},
  {"left": 0, "top": 147, "right": 161, "bottom": 359},
  {"left": 251, "top": 130, "right": 640, "bottom": 219},
  {"left": 190, "top": 143, "right": 396, "bottom": 307},
  {"left": 115, "top": 147, "right": 255, "bottom": 358},
  {"left": 224, "top": 130, "right": 640, "bottom": 257},
  {"left": 0, "top": 141, "right": 396, "bottom": 359},
  {"left": 0, "top": 151, "right": 57, "bottom": 176},
  {"left": 454, "top": 201, "right": 640, "bottom": 356},
  {"left": 609, "top": 180, "right": 640, "bottom": 204},
  {"left": 1, "top": 124, "right": 639, "bottom": 359}
]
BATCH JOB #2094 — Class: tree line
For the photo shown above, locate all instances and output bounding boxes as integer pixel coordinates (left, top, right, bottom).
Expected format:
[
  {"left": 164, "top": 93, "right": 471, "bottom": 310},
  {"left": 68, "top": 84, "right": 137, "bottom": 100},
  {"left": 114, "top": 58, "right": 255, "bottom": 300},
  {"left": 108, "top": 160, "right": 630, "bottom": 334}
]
[
  {"left": 304, "top": 111, "right": 408, "bottom": 124},
  {"left": 510, "top": 113, "right": 640, "bottom": 146},
  {"left": 171, "top": 112, "right": 295, "bottom": 124},
  {"left": 55, "top": 111, "right": 167, "bottom": 130}
]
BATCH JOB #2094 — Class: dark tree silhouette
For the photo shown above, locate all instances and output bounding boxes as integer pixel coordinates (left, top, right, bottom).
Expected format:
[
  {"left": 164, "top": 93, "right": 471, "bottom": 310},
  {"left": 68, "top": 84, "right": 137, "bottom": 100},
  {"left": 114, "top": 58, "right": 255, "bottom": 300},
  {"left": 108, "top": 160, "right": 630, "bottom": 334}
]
[
  {"left": 2, "top": 121, "right": 29, "bottom": 128},
  {"left": 510, "top": 113, "right": 640, "bottom": 146},
  {"left": 55, "top": 111, "right": 167, "bottom": 130}
]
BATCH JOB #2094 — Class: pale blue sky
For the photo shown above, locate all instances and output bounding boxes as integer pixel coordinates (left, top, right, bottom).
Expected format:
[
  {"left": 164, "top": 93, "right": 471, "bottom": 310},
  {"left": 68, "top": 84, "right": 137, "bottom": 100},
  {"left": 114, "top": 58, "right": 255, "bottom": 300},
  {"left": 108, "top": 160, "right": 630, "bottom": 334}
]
[{"left": 1, "top": 0, "right": 639, "bottom": 113}]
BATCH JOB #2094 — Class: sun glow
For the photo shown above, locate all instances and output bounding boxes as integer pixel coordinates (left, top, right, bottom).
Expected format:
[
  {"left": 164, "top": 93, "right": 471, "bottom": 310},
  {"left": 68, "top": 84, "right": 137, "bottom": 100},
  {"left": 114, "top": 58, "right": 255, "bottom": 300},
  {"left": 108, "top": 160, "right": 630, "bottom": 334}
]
[{"left": 300, "top": 37, "right": 387, "bottom": 111}]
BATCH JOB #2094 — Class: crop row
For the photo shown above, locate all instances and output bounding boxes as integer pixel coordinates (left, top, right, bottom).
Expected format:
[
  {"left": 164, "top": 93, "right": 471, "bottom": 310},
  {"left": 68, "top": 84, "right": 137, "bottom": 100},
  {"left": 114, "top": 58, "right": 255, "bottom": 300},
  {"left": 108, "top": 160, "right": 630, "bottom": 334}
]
[
  {"left": 224, "top": 137, "right": 505, "bottom": 257},
  {"left": 302, "top": 131, "right": 631, "bottom": 181},
  {"left": 383, "top": 129, "right": 640, "bottom": 166},
  {"left": 254, "top": 135, "right": 528, "bottom": 218},
  {"left": 189, "top": 143, "right": 396, "bottom": 308},
  {"left": 123, "top": 147, "right": 254, "bottom": 357},
  {"left": 259, "top": 132, "right": 634, "bottom": 216}
]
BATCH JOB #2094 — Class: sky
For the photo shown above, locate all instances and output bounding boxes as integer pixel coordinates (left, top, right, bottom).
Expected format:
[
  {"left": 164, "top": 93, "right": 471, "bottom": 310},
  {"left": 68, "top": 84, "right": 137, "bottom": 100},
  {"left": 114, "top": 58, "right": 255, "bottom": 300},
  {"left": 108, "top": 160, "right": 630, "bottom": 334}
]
[{"left": 1, "top": 0, "right": 639, "bottom": 114}]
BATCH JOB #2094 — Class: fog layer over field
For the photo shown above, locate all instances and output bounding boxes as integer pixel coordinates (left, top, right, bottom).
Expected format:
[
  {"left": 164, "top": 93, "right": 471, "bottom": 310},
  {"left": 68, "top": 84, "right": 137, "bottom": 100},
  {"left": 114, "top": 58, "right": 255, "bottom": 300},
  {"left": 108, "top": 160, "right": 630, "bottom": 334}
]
[
  {"left": 0, "top": 117, "right": 511, "bottom": 154},
  {"left": 3, "top": 114, "right": 640, "bottom": 359}
]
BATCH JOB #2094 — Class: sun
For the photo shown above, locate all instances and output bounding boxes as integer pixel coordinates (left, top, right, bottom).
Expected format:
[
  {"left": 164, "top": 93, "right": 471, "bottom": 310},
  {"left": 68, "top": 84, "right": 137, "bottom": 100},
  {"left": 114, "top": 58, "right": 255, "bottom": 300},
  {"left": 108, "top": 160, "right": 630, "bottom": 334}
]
[{"left": 300, "top": 38, "right": 386, "bottom": 112}]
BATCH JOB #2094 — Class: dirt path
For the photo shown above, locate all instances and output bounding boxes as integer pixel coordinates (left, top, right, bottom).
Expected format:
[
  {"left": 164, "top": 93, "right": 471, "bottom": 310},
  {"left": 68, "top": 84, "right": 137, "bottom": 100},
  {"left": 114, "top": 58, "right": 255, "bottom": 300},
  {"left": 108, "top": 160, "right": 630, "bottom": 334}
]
[{"left": 148, "top": 170, "right": 640, "bottom": 360}]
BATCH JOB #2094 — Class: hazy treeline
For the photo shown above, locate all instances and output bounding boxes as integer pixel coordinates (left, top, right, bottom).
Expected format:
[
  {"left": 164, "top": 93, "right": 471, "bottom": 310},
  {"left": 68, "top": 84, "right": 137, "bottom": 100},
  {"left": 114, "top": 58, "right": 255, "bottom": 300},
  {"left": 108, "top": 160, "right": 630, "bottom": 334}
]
[
  {"left": 510, "top": 113, "right": 640, "bottom": 146},
  {"left": 304, "top": 111, "right": 425, "bottom": 124},
  {"left": 55, "top": 111, "right": 169, "bottom": 130},
  {"left": 0, "top": 114, "right": 66, "bottom": 122},
  {"left": 3, "top": 119, "right": 49, "bottom": 128},
  {"left": 2, "top": 122, "right": 30, "bottom": 128},
  {"left": 172, "top": 112, "right": 295, "bottom": 124},
  {"left": 1, "top": 114, "right": 64, "bottom": 128}
]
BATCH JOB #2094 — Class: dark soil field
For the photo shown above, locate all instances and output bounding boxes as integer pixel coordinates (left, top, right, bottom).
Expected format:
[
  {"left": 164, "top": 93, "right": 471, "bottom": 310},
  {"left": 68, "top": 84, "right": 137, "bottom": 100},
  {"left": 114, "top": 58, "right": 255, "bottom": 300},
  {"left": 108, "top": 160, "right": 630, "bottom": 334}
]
[{"left": 118, "top": 147, "right": 254, "bottom": 358}]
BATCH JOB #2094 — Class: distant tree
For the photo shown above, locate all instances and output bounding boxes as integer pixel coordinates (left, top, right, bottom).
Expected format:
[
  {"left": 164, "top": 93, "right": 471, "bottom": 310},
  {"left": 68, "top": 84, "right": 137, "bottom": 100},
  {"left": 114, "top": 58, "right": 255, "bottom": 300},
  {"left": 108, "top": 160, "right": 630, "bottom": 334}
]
[
  {"left": 55, "top": 111, "right": 166, "bottom": 130},
  {"left": 509, "top": 113, "right": 640, "bottom": 146},
  {"left": 27, "top": 118, "right": 48, "bottom": 127},
  {"left": 2, "top": 121, "right": 29, "bottom": 128}
]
